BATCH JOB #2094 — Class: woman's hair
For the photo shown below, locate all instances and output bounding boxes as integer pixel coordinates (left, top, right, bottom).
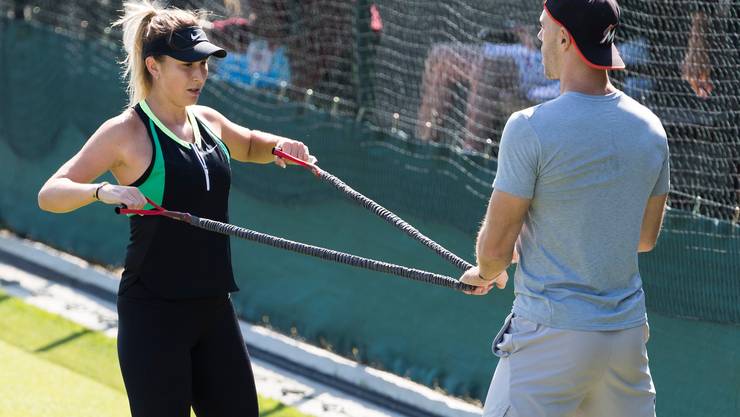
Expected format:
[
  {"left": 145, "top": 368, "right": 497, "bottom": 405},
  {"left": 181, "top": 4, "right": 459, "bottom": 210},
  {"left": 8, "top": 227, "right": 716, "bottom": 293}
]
[{"left": 112, "top": 1, "right": 207, "bottom": 107}]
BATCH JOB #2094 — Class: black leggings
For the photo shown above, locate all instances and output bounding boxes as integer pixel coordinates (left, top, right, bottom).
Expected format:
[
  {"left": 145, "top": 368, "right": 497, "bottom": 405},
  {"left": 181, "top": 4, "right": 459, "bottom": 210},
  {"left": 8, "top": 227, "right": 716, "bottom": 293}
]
[{"left": 117, "top": 284, "right": 258, "bottom": 417}]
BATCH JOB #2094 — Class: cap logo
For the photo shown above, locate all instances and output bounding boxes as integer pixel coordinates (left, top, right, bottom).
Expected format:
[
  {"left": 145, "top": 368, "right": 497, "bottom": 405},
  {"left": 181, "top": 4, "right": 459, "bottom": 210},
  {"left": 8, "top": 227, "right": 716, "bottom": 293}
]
[{"left": 600, "top": 23, "right": 617, "bottom": 45}]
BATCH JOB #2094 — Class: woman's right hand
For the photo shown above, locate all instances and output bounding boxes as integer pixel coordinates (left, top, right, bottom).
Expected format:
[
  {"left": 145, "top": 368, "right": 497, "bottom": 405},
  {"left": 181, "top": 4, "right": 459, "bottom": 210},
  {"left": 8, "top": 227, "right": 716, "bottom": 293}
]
[{"left": 97, "top": 184, "right": 148, "bottom": 209}]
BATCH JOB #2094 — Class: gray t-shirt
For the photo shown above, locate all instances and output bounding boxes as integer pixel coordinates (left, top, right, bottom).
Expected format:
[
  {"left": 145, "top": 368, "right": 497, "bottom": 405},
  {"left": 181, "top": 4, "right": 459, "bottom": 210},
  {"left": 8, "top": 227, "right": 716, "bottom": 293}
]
[{"left": 493, "top": 90, "right": 670, "bottom": 331}]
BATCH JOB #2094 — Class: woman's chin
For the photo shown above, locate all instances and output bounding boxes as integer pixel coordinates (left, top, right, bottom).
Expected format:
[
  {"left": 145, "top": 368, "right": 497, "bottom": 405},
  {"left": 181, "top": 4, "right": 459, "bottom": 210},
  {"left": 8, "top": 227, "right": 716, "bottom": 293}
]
[{"left": 183, "top": 95, "right": 199, "bottom": 106}]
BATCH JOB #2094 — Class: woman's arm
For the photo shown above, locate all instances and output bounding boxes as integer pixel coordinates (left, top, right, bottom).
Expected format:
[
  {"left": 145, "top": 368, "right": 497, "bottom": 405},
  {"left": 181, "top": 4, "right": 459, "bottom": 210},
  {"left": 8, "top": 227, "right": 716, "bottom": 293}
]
[
  {"left": 193, "top": 106, "right": 314, "bottom": 166},
  {"left": 682, "top": 11, "right": 713, "bottom": 98},
  {"left": 38, "top": 114, "right": 147, "bottom": 213}
]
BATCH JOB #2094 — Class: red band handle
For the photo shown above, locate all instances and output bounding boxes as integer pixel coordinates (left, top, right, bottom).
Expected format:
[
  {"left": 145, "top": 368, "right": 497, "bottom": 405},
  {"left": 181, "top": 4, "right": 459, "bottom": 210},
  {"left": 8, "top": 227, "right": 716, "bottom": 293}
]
[
  {"left": 115, "top": 197, "right": 166, "bottom": 216},
  {"left": 114, "top": 198, "right": 190, "bottom": 222},
  {"left": 272, "top": 148, "right": 320, "bottom": 176}
]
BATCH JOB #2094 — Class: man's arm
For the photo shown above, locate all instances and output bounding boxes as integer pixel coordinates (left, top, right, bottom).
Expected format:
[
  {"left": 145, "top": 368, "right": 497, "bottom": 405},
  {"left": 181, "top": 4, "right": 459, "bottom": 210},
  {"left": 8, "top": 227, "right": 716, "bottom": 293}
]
[
  {"left": 638, "top": 194, "right": 667, "bottom": 252},
  {"left": 641, "top": 130, "right": 670, "bottom": 252},
  {"left": 460, "top": 190, "right": 530, "bottom": 295},
  {"left": 460, "top": 111, "right": 538, "bottom": 295},
  {"left": 477, "top": 190, "right": 530, "bottom": 277}
]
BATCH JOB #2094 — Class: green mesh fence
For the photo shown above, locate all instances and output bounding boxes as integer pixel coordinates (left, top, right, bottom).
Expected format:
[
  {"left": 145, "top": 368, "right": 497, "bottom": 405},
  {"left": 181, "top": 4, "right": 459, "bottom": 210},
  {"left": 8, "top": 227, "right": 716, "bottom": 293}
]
[{"left": 1, "top": 2, "right": 738, "bottom": 415}]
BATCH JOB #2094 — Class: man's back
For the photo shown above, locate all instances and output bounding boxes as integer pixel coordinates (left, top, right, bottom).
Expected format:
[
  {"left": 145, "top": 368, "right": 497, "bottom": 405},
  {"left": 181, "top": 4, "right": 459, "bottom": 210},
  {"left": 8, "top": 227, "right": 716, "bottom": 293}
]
[{"left": 494, "top": 90, "right": 670, "bottom": 330}]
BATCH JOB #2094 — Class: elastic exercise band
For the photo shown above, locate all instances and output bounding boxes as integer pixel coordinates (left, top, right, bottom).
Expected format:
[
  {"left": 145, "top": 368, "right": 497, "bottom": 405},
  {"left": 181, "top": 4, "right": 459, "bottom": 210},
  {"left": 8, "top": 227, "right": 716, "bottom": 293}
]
[
  {"left": 192, "top": 214, "right": 472, "bottom": 291},
  {"left": 113, "top": 150, "right": 477, "bottom": 292},
  {"left": 272, "top": 149, "right": 473, "bottom": 271}
]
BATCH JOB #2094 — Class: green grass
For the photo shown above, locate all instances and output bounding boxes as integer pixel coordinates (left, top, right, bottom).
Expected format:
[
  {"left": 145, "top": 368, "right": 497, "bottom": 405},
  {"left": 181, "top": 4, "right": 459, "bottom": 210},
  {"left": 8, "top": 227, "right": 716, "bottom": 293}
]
[
  {"left": 0, "top": 339, "right": 130, "bottom": 417},
  {"left": 0, "top": 291, "right": 312, "bottom": 417}
]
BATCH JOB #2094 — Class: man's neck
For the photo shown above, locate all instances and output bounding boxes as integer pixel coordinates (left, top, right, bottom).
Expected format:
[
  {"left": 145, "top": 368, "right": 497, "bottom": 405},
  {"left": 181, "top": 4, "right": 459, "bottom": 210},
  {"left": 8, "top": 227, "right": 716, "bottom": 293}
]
[{"left": 559, "top": 60, "right": 618, "bottom": 96}]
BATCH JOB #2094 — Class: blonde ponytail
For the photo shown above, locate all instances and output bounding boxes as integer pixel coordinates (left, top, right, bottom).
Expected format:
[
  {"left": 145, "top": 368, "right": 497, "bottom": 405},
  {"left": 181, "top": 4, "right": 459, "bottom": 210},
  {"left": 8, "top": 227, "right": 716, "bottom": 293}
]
[
  {"left": 113, "top": 1, "right": 159, "bottom": 107},
  {"left": 113, "top": 1, "right": 205, "bottom": 107}
]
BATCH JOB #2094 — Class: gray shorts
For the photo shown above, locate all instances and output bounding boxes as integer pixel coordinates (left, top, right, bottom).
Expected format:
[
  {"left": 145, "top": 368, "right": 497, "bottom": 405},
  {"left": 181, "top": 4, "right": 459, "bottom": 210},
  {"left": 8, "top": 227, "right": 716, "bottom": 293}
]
[{"left": 483, "top": 314, "right": 656, "bottom": 417}]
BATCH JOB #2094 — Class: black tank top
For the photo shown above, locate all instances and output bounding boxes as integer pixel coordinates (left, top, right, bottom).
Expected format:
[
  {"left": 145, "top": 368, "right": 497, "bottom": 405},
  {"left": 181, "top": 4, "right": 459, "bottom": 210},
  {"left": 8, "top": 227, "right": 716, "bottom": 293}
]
[{"left": 120, "top": 101, "right": 238, "bottom": 298}]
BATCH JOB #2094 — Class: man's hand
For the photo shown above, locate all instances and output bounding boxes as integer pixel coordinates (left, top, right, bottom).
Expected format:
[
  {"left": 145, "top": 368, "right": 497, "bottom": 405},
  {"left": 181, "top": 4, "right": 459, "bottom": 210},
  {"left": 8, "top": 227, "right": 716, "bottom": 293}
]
[{"left": 459, "top": 267, "right": 508, "bottom": 296}]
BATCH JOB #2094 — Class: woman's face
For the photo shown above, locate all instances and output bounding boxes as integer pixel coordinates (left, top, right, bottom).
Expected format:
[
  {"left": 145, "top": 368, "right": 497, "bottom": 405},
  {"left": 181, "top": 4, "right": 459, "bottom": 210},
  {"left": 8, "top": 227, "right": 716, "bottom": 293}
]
[{"left": 151, "top": 55, "right": 209, "bottom": 106}]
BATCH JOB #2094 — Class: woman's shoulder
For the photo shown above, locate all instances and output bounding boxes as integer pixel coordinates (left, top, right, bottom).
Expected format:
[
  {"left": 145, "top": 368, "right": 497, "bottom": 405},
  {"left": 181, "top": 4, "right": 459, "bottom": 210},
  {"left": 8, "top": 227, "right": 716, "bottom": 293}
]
[
  {"left": 92, "top": 108, "right": 147, "bottom": 146},
  {"left": 100, "top": 108, "right": 143, "bottom": 134}
]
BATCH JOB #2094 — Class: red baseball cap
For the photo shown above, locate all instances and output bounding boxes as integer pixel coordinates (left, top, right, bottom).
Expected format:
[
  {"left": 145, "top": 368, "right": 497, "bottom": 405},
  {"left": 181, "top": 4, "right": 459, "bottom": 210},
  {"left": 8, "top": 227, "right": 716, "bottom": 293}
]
[{"left": 544, "top": 0, "right": 625, "bottom": 70}]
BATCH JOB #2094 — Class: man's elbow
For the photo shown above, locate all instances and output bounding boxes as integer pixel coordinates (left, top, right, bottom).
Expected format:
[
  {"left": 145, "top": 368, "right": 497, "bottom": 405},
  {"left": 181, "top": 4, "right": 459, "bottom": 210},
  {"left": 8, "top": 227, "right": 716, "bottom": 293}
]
[{"left": 638, "top": 239, "right": 657, "bottom": 253}]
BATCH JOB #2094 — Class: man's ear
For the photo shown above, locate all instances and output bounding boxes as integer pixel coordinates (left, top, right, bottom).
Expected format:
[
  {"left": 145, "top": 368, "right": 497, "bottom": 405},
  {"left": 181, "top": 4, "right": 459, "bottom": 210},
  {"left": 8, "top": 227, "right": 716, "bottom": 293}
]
[{"left": 559, "top": 27, "right": 571, "bottom": 50}]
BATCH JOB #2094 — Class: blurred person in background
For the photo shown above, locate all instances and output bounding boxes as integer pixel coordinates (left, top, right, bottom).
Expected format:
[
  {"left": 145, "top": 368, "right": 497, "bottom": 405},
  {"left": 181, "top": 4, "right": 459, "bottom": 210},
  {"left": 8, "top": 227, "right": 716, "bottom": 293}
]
[
  {"left": 214, "top": 0, "right": 355, "bottom": 103},
  {"left": 677, "top": 1, "right": 740, "bottom": 211},
  {"left": 416, "top": 20, "right": 559, "bottom": 151},
  {"left": 212, "top": 11, "right": 291, "bottom": 89},
  {"left": 618, "top": 0, "right": 740, "bottom": 215}
]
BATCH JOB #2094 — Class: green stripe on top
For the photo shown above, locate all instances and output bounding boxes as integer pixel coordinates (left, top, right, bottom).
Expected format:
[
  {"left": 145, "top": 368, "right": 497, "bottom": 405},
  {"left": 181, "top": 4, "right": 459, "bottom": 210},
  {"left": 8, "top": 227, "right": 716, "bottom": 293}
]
[
  {"left": 215, "top": 138, "right": 231, "bottom": 163},
  {"left": 131, "top": 119, "right": 166, "bottom": 214},
  {"left": 139, "top": 100, "right": 194, "bottom": 149},
  {"left": 192, "top": 110, "right": 231, "bottom": 163}
]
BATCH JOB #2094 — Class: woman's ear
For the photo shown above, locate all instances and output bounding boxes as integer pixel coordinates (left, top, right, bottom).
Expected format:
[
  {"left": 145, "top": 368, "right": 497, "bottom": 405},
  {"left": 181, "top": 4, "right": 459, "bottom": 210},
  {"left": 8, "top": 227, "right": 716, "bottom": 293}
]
[{"left": 145, "top": 56, "right": 161, "bottom": 80}]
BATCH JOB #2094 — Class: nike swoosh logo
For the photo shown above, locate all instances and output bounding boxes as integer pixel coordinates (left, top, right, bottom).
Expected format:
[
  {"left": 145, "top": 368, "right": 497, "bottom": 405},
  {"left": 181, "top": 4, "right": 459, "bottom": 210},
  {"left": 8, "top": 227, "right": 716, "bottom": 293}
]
[{"left": 191, "top": 32, "right": 198, "bottom": 41}]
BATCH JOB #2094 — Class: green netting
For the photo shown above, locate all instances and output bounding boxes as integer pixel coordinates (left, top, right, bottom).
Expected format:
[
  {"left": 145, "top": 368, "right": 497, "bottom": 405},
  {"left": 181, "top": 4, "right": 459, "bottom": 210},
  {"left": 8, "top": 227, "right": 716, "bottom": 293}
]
[{"left": 1, "top": 3, "right": 739, "bottom": 415}]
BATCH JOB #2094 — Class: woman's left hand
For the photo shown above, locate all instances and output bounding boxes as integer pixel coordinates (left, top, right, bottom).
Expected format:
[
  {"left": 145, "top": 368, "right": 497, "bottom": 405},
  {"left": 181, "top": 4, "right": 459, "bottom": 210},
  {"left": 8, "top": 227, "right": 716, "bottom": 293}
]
[{"left": 274, "top": 140, "right": 317, "bottom": 168}]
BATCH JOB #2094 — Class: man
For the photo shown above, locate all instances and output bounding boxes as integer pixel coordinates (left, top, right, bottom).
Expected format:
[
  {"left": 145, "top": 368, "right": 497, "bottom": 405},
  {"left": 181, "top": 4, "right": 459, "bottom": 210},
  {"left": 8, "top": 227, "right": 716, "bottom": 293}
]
[{"left": 459, "top": 1, "right": 670, "bottom": 416}]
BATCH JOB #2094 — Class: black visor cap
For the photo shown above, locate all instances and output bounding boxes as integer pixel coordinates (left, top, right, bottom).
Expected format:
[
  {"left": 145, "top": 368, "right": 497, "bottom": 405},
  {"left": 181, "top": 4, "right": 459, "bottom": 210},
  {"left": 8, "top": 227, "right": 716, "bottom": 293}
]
[
  {"left": 143, "top": 26, "right": 226, "bottom": 62},
  {"left": 544, "top": 0, "right": 625, "bottom": 70}
]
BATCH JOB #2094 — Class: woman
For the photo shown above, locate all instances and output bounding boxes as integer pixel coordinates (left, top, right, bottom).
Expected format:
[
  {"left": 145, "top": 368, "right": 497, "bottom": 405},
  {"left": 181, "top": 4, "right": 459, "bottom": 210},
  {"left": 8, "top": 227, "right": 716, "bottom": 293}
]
[{"left": 37, "top": 1, "right": 314, "bottom": 415}]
